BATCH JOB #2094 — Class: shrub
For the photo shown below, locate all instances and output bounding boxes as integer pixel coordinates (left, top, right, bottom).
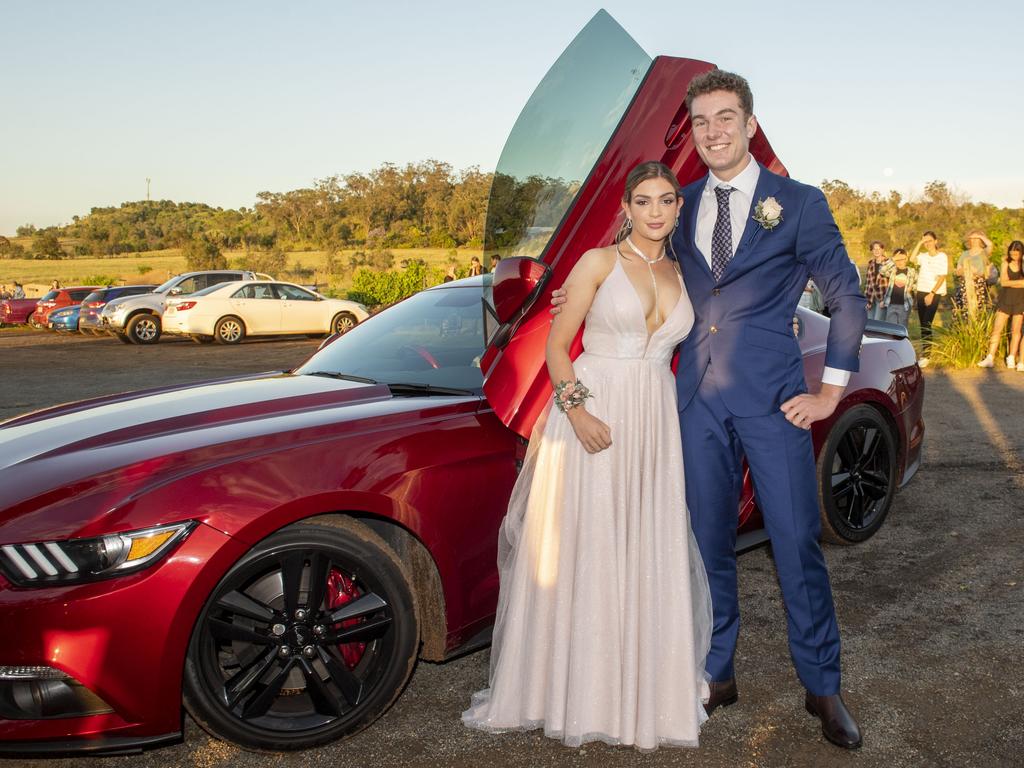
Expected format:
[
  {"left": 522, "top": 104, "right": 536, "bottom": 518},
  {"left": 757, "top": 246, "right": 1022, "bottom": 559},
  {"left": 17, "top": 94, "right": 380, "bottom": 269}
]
[
  {"left": 136, "top": 263, "right": 153, "bottom": 275},
  {"left": 32, "top": 231, "right": 65, "bottom": 259},
  {"left": 182, "top": 236, "right": 227, "bottom": 271},
  {"left": 239, "top": 247, "right": 287, "bottom": 276},
  {"left": 347, "top": 261, "right": 445, "bottom": 307},
  {"left": 79, "top": 274, "right": 119, "bottom": 286},
  {"left": 929, "top": 311, "right": 993, "bottom": 368}
]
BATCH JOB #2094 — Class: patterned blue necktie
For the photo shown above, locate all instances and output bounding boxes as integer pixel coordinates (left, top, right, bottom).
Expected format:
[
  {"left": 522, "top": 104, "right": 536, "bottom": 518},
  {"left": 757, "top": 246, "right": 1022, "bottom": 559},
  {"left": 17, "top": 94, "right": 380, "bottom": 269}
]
[{"left": 711, "top": 185, "right": 734, "bottom": 281}]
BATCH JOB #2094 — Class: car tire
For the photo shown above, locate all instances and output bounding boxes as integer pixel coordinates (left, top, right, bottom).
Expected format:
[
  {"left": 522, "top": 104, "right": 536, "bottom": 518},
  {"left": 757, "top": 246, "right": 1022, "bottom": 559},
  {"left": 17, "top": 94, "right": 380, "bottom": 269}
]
[
  {"left": 126, "top": 313, "right": 161, "bottom": 344},
  {"left": 183, "top": 517, "right": 420, "bottom": 752},
  {"left": 817, "top": 404, "right": 898, "bottom": 544},
  {"left": 331, "top": 312, "right": 358, "bottom": 335},
  {"left": 214, "top": 316, "right": 245, "bottom": 344}
]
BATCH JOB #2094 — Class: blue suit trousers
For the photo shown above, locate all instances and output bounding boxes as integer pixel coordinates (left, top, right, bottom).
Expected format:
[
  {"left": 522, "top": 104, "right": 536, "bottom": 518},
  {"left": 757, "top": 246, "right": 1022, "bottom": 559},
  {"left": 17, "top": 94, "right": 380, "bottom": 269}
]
[{"left": 680, "top": 363, "right": 842, "bottom": 696}]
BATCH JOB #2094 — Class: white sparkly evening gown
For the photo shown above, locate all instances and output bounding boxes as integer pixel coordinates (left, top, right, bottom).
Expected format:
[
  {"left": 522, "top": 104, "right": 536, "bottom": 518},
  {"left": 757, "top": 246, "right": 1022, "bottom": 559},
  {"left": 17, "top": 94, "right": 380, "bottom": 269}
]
[{"left": 462, "top": 258, "right": 712, "bottom": 750}]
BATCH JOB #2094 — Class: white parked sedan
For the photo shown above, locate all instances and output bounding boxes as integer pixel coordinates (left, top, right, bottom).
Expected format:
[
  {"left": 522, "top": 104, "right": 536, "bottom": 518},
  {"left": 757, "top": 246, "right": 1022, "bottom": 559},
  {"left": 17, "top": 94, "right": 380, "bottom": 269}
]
[{"left": 163, "top": 280, "right": 370, "bottom": 343}]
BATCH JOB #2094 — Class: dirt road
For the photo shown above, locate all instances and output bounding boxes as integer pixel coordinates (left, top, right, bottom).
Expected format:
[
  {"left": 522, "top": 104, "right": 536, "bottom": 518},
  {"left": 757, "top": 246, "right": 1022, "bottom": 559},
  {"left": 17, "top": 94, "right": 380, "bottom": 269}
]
[{"left": 1, "top": 330, "right": 1022, "bottom": 768}]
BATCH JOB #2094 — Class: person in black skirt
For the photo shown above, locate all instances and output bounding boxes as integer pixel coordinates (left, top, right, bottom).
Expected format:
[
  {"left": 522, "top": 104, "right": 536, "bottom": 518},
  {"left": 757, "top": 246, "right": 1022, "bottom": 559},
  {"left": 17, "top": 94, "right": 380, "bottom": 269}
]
[{"left": 977, "top": 240, "right": 1024, "bottom": 370}]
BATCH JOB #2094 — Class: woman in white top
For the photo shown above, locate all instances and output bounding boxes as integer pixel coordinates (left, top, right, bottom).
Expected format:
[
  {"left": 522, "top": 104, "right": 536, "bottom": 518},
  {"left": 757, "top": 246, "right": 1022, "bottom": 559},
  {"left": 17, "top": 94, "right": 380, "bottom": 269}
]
[{"left": 909, "top": 231, "right": 949, "bottom": 367}]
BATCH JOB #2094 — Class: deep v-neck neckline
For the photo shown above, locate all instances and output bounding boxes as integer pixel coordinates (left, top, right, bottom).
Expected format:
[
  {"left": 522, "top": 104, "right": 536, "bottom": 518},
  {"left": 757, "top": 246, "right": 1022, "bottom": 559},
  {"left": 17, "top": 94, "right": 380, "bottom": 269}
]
[{"left": 614, "top": 257, "right": 684, "bottom": 342}]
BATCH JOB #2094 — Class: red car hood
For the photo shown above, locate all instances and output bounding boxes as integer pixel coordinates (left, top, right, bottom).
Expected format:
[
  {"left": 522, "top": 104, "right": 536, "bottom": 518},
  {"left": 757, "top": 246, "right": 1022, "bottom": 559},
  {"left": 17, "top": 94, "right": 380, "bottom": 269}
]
[{"left": 0, "top": 374, "right": 476, "bottom": 543}]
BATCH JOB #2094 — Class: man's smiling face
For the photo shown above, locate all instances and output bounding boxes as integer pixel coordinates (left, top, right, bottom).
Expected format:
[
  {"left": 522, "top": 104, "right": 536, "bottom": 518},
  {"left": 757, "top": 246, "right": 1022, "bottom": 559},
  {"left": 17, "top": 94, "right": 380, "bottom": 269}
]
[{"left": 690, "top": 89, "right": 757, "bottom": 181}]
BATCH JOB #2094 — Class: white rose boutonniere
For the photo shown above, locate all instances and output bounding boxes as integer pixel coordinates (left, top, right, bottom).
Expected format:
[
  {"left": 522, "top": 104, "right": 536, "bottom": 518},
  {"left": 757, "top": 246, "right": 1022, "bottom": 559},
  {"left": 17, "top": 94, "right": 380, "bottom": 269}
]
[{"left": 753, "top": 196, "right": 783, "bottom": 230}]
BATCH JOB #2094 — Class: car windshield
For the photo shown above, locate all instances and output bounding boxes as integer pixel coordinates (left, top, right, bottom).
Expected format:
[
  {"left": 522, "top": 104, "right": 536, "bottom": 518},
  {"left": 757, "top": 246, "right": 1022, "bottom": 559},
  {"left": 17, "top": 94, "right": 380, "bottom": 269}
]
[
  {"left": 296, "top": 285, "right": 485, "bottom": 392},
  {"left": 40, "top": 290, "right": 58, "bottom": 301},
  {"left": 483, "top": 10, "right": 650, "bottom": 261},
  {"left": 154, "top": 276, "right": 181, "bottom": 293},
  {"left": 82, "top": 291, "right": 105, "bottom": 303}
]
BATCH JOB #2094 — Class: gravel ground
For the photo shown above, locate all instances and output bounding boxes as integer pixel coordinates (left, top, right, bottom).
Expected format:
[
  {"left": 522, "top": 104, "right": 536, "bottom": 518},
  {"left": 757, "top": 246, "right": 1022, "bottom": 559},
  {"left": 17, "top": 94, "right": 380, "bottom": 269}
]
[{"left": 1, "top": 330, "right": 1022, "bottom": 768}]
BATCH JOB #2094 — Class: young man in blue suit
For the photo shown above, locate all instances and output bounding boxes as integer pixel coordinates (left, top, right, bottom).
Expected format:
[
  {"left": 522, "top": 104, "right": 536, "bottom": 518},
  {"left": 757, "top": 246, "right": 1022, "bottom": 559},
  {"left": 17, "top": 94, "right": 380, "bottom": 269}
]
[
  {"left": 551, "top": 69, "right": 866, "bottom": 749},
  {"left": 675, "top": 69, "right": 865, "bottom": 749}
]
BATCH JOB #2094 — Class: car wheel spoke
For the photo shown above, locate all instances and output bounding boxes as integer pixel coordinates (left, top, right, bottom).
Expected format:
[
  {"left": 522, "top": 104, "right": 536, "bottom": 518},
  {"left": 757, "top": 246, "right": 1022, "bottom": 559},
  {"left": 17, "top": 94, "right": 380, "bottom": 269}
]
[
  {"left": 306, "top": 552, "right": 331, "bottom": 613},
  {"left": 224, "top": 647, "right": 278, "bottom": 709},
  {"left": 860, "top": 427, "right": 881, "bottom": 463},
  {"left": 860, "top": 471, "right": 890, "bottom": 499},
  {"left": 299, "top": 658, "right": 344, "bottom": 717},
  {"left": 217, "top": 590, "right": 276, "bottom": 623},
  {"left": 836, "top": 432, "right": 859, "bottom": 469},
  {"left": 317, "top": 647, "right": 364, "bottom": 706},
  {"left": 209, "top": 617, "right": 273, "bottom": 645},
  {"left": 280, "top": 552, "right": 306, "bottom": 617},
  {"left": 326, "top": 615, "right": 393, "bottom": 645},
  {"left": 328, "top": 591, "right": 388, "bottom": 623},
  {"left": 240, "top": 658, "right": 294, "bottom": 719}
]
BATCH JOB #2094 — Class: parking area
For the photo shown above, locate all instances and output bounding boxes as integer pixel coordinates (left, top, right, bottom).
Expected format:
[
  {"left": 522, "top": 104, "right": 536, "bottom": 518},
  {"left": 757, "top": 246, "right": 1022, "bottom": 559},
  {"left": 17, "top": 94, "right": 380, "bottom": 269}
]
[{"left": 1, "top": 330, "right": 1022, "bottom": 768}]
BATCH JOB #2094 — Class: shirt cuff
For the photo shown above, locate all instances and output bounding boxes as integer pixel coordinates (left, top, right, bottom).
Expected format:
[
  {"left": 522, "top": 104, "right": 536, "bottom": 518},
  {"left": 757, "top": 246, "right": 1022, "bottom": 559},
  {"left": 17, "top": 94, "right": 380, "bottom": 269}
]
[{"left": 821, "top": 367, "right": 851, "bottom": 387}]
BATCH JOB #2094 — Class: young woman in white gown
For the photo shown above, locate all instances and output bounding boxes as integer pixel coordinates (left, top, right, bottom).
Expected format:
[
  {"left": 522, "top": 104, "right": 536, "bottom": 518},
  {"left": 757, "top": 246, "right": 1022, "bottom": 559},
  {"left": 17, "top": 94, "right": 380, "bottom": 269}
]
[{"left": 463, "top": 163, "right": 713, "bottom": 750}]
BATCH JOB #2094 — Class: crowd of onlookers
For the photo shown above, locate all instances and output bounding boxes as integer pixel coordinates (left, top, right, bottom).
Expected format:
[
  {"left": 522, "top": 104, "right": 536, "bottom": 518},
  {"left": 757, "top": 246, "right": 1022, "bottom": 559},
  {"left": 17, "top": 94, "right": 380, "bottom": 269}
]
[
  {"left": 858, "top": 231, "right": 1024, "bottom": 370},
  {"left": 0, "top": 282, "right": 27, "bottom": 299}
]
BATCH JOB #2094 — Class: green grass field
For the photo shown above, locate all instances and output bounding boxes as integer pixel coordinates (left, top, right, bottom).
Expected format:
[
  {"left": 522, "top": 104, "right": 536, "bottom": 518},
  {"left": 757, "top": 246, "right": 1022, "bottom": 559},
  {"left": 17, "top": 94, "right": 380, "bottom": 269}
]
[{"left": 0, "top": 247, "right": 482, "bottom": 297}]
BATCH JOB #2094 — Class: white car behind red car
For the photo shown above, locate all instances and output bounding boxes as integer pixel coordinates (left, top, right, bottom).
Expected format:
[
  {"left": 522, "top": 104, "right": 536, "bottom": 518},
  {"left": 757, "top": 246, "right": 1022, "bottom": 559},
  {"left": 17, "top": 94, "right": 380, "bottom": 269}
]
[{"left": 164, "top": 280, "right": 369, "bottom": 343}]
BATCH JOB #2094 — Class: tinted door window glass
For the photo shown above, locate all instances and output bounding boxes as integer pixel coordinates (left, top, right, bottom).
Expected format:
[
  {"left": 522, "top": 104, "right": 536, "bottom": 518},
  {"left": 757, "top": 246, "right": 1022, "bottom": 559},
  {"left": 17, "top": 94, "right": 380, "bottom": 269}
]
[{"left": 275, "top": 284, "right": 317, "bottom": 301}]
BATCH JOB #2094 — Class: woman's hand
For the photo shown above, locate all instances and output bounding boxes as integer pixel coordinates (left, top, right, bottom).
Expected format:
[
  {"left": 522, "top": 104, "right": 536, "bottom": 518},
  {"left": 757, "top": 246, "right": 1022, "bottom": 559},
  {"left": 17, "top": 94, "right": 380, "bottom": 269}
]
[{"left": 566, "top": 408, "right": 612, "bottom": 453}]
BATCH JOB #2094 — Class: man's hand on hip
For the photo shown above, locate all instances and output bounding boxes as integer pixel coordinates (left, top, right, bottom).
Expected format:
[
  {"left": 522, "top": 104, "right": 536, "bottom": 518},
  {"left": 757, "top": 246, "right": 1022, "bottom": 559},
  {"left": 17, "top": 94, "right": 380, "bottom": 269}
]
[{"left": 780, "top": 384, "right": 845, "bottom": 430}]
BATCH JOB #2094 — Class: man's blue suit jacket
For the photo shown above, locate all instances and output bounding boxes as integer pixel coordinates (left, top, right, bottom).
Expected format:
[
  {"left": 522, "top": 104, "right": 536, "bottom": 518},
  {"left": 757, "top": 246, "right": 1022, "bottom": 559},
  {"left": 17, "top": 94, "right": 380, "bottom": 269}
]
[{"left": 672, "top": 164, "right": 867, "bottom": 417}]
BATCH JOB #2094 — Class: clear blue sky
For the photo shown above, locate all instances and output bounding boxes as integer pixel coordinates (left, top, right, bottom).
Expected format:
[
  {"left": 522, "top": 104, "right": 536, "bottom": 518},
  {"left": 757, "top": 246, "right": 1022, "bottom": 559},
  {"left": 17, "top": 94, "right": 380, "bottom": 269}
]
[{"left": 2, "top": 0, "right": 1022, "bottom": 235}]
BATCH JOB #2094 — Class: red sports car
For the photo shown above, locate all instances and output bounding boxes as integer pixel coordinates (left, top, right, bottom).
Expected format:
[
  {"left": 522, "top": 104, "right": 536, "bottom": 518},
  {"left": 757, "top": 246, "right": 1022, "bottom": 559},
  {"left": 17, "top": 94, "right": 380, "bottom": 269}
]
[
  {"left": 0, "top": 12, "right": 923, "bottom": 756},
  {"left": 0, "top": 297, "right": 42, "bottom": 327}
]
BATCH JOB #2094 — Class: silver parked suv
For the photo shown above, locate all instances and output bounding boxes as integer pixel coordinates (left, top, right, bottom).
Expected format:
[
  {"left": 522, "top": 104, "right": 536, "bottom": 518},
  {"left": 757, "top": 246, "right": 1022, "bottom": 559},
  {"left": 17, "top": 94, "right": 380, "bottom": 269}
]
[{"left": 102, "top": 270, "right": 271, "bottom": 344}]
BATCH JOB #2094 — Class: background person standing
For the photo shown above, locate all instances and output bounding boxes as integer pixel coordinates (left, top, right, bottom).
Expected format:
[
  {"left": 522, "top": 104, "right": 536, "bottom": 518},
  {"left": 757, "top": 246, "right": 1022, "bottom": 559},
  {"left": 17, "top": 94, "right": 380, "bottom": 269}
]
[
  {"left": 864, "top": 240, "right": 889, "bottom": 321},
  {"left": 910, "top": 231, "right": 949, "bottom": 367},
  {"left": 879, "top": 248, "right": 917, "bottom": 327}
]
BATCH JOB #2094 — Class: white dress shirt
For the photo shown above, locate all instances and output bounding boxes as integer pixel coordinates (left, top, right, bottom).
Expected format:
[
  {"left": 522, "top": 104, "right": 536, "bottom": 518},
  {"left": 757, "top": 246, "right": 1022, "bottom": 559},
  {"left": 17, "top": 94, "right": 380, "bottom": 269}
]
[{"left": 695, "top": 154, "right": 851, "bottom": 388}]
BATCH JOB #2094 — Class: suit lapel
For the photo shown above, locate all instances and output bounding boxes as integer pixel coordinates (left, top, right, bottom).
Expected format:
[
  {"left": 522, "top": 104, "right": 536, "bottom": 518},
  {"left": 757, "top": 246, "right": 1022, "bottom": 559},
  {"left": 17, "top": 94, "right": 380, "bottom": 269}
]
[
  {"left": 682, "top": 178, "right": 712, "bottom": 278},
  {"left": 727, "top": 164, "right": 782, "bottom": 275}
]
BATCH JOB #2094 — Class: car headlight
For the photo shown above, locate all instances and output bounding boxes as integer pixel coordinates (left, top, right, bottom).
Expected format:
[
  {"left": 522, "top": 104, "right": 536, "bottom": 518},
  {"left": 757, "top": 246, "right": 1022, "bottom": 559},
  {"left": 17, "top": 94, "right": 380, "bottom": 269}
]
[{"left": 0, "top": 521, "right": 195, "bottom": 587}]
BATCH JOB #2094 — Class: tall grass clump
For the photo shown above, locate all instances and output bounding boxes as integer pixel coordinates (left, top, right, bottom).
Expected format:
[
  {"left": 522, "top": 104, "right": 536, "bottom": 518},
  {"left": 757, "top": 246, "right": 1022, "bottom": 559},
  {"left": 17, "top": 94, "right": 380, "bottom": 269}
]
[{"left": 929, "top": 311, "right": 993, "bottom": 368}]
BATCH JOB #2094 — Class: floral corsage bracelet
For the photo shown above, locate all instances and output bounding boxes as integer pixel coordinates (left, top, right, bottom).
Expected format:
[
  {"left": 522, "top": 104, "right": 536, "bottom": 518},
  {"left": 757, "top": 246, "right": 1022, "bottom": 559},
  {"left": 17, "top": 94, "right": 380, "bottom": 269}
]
[{"left": 554, "top": 379, "right": 593, "bottom": 413}]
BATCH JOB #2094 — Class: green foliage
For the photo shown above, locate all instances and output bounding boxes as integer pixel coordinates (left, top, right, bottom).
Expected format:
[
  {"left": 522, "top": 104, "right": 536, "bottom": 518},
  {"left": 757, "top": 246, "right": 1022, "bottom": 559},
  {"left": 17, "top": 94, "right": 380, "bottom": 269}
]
[
  {"left": 136, "top": 263, "right": 153, "bottom": 274},
  {"left": 32, "top": 231, "right": 65, "bottom": 258},
  {"left": 16, "top": 224, "right": 37, "bottom": 237},
  {"left": 182, "top": 236, "right": 226, "bottom": 271},
  {"left": 238, "top": 247, "right": 287, "bottom": 276},
  {"left": 0, "top": 239, "right": 26, "bottom": 259},
  {"left": 79, "top": 274, "right": 119, "bottom": 286},
  {"left": 929, "top": 311, "right": 994, "bottom": 368},
  {"left": 346, "top": 260, "right": 445, "bottom": 307}
]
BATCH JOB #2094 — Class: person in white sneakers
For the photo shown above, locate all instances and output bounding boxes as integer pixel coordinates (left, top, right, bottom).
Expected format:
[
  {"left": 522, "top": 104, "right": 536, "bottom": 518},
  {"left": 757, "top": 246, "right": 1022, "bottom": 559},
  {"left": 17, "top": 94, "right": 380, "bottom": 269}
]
[
  {"left": 978, "top": 240, "right": 1024, "bottom": 369},
  {"left": 910, "top": 231, "right": 949, "bottom": 367}
]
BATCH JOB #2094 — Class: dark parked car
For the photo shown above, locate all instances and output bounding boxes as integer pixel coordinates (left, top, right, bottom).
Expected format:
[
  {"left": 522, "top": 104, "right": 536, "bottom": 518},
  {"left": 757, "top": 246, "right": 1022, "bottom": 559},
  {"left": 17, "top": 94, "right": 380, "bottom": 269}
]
[
  {"left": 77, "top": 285, "right": 158, "bottom": 335},
  {"left": 0, "top": 12, "right": 923, "bottom": 757}
]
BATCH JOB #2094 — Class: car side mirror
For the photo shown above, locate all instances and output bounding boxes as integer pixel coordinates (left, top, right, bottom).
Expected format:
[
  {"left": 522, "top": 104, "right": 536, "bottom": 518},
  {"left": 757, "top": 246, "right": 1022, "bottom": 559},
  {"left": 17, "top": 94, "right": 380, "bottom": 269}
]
[
  {"left": 168, "top": 287, "right": 182, "bottom": 296},
  {"left": 491, "top": 257, "right": 550, "bottom": 324}
]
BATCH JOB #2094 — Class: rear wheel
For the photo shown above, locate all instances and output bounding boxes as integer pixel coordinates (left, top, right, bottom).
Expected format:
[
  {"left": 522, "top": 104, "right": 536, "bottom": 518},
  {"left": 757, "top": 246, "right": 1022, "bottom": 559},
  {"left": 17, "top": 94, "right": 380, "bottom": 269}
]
[
  {"left": 214, "top": 316, "right": 245, "bottom": 344},
  {"left": 331, "top": 312, "right": 358, "bottom": 335},
  {"left": 183, "top": 518, "right": 419, "bottom": 751},
  {"left": 126, "top": 313, "right": 161, "bottom": 344},
  {"left": 817, "top": 405, "right": 898, "bottom": 544}
]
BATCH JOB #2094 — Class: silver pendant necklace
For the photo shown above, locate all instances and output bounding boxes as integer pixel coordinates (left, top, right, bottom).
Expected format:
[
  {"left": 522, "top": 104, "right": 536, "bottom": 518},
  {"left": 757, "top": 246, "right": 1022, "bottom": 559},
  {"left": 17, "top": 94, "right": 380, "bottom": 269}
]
[{"left": 624, "top": 236, "right": 666, "bottom": 324}]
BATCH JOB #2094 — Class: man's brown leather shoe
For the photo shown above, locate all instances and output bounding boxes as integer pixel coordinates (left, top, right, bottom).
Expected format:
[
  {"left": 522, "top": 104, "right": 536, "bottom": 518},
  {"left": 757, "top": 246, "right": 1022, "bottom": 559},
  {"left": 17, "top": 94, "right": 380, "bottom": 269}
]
[
  {"left": 804, "top": 692, "right": 862, "bottom": 749},
  {"left": 704, "top": 678, "right": 738, "bottom": 716}
]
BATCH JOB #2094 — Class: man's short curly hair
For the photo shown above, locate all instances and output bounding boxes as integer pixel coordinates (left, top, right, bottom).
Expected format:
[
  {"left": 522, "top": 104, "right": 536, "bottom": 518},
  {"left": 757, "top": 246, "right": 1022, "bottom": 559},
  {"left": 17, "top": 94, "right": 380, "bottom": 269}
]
[{"left": 685, "top": 69, "right": 754, "bottom": 118}]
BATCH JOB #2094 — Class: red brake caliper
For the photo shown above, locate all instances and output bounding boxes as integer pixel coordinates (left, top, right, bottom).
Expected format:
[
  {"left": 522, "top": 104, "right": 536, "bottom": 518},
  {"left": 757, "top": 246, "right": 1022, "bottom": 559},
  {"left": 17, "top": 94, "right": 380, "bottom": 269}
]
[{"left": 326, "top": 569, "right": 367, "bottom": 668}]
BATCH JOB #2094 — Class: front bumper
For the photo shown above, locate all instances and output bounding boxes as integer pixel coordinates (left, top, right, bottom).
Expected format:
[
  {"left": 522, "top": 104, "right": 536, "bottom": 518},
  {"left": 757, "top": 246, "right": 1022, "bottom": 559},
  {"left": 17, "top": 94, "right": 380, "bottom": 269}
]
[{"left": 0, "top": 522, "right": 247, "bottom": 752}]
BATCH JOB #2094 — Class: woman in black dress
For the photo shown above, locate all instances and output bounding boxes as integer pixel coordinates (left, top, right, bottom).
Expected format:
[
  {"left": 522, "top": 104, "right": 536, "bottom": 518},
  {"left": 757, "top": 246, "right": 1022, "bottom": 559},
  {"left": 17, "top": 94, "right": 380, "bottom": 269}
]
[{"left": 977, "top": 241, "right": 1024, "bottom": 370}]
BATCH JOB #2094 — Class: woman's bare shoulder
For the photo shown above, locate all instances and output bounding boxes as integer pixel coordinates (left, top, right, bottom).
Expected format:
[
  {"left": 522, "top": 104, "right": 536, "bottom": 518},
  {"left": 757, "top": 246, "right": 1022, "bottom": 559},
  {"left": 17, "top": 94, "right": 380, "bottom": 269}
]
[{"left": 570, "top": 246, "right": 617, "bottom": 284}]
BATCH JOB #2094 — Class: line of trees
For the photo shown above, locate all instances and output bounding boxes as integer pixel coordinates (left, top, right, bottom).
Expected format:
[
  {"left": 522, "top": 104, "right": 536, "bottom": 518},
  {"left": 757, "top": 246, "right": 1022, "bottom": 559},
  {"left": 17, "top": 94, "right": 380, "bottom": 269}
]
[{"left": 2, "top": 166, "right": 1022, "bottom": 266}]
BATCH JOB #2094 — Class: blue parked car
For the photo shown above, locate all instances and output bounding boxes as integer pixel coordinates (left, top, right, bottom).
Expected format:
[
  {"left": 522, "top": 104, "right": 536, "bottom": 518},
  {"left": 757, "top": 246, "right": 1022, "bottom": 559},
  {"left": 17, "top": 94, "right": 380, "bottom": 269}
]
[
  {"left": 78, "top": 284, "right": 158, "bottom": 334},
  {"left": 47, "top": 304, "right": 82, "bottom": 332}
]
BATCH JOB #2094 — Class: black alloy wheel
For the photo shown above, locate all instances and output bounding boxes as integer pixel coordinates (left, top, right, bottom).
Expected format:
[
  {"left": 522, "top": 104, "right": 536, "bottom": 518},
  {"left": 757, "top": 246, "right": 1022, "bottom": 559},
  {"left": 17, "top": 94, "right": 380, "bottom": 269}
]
[
  {"left": 126, "top": 313, "right": 161, "bottom": 344},
  {"left": 331, "top": 312, "right": 357, "bottom": 335},
  {"left": 183, "top": 518, "right": 419, "bottom": 751},
  {"left": 817, "top": 404, "right": 898, "bottom": 544}
]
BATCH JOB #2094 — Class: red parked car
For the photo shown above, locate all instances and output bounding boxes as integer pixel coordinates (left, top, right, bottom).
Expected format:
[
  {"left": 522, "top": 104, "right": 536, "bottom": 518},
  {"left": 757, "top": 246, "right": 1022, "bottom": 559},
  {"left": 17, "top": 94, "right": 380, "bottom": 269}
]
[
  {"left": 0, "top": 297, "right": 40, "bottom": 327},
  {"left": 28, "top": 287, "right": 99, "bottom": 328},
  {"left": 0, "top": 12, "right": 923, "bottom": 756}
]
